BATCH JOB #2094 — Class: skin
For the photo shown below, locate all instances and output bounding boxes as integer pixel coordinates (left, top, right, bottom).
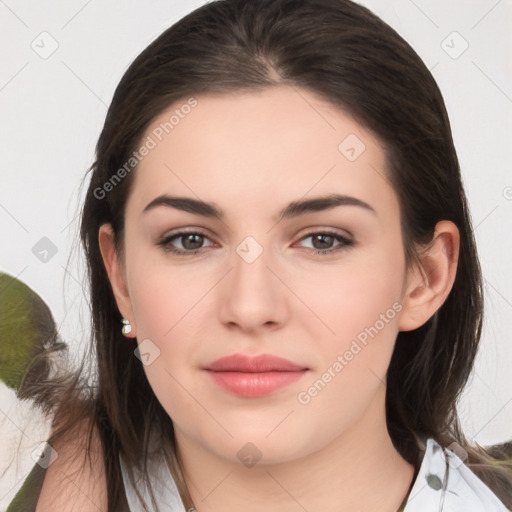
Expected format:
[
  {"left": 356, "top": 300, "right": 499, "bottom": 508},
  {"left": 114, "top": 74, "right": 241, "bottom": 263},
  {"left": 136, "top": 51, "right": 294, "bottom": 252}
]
[{"left": 99, "top": 85, "right": 460, "bottom": 512}]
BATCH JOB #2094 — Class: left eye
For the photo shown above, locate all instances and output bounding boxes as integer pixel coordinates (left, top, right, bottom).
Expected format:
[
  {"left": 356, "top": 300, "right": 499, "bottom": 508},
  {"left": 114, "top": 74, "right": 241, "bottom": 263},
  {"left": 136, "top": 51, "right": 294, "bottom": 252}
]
[{"left": 296, "top": 231, "right": 354, "bottom": 254}]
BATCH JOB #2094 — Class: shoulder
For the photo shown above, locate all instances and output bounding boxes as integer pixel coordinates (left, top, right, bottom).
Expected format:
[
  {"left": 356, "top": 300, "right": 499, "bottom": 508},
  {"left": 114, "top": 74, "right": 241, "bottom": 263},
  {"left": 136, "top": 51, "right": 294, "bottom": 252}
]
[
  {"left": 35, "top": 417, "right": 108, "bottom": 512},
  {"left": 405, "top": 438, "right": 509, "bottom": 512}
]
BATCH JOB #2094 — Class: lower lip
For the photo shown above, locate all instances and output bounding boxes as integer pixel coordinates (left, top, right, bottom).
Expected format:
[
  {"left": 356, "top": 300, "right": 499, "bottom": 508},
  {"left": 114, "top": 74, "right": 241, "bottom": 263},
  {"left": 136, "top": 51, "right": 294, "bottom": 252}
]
[{"left": 206, "top": 370, "right": 307, "bottom": 397}]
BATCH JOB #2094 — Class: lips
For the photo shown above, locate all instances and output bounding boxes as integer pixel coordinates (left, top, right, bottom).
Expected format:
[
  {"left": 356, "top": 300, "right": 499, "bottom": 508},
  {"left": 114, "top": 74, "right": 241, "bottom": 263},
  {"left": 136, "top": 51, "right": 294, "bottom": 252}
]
[
  {"left": 205, "top": 354, "right": 308, "bottom": 372},
  {"left": 204, "top": 354, "right": 309, "bottom": 397}
]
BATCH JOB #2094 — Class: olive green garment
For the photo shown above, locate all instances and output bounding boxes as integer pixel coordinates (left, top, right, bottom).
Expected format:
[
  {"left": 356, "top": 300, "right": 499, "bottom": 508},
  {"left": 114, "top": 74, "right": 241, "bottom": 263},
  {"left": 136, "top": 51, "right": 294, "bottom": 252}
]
[{"left": 6, "top": 461, "right": 47, "bottom": 512}]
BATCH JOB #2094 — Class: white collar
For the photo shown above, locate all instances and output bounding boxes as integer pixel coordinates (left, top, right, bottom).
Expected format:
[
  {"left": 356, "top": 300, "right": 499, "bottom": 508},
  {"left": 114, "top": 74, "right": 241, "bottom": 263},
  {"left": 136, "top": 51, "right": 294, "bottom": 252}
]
[
  {"left": 119, "top": 437, "right": 507, "bottom": 511},
  {"left": 403, "top": 438, "right": 507, "bottom": 511}
]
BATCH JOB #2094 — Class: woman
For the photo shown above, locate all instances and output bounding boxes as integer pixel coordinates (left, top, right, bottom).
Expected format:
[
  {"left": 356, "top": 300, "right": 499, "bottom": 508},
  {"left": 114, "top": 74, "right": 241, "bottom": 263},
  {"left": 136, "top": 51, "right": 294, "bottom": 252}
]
[{"left": 7, "top": 0, "right": 512, "bottom": 510}]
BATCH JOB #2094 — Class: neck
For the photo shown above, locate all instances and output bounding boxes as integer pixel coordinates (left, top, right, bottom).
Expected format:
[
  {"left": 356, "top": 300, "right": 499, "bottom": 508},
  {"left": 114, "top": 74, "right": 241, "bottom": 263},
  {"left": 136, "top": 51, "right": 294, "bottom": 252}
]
[{"left": 175, "top": 386, "right": 415, "bottom": 512}]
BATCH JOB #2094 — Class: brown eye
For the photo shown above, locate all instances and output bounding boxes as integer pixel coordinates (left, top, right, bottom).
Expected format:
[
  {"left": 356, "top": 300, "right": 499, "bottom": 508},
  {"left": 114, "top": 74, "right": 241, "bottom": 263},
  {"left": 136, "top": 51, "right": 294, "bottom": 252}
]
[
  {"left": 311, "top": 233, "right": 335, "bottom": 250},
  {"left": 157, "top": 230, "right": 214, "bottom": 255},
  {"left": 177, "top": 233, "right": 205, "bottom": 250},
  {"left": 297, "top": 231, "right": 354, "bottom": 255}
]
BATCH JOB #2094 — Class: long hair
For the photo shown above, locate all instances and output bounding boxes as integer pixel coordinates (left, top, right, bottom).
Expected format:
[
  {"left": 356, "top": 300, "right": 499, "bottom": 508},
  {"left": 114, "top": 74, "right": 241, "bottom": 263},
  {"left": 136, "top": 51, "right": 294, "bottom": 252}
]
[{"left": 33, "top": 0, "right": 512, "bottom": 509}]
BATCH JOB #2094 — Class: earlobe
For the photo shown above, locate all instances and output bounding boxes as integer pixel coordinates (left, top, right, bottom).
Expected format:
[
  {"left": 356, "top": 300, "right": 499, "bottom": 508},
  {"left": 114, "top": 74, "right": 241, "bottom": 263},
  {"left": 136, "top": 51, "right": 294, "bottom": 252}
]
[
  {"left": 98, "top": 223, "right": 136, "bottom": 337},
  {"left": 398, "top": 221, "right": 460, "bottom": 332}
]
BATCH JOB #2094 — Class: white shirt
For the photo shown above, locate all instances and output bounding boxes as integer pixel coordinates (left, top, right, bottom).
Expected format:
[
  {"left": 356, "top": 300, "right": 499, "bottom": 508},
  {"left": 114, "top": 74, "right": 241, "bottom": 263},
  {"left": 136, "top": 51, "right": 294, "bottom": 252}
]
[
  {"left": 119, "top": 437, "right": 508, "bottom": 511},
  {"left": 403, "top": 438, "right": 508, "bottom": 511}
]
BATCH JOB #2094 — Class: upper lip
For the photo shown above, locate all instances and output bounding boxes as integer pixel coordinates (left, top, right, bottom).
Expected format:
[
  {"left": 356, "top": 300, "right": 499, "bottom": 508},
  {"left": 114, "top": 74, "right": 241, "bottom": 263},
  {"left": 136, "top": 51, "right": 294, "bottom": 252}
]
[{"left": 204, "top": 354, "right": 308, "bottom": 372}]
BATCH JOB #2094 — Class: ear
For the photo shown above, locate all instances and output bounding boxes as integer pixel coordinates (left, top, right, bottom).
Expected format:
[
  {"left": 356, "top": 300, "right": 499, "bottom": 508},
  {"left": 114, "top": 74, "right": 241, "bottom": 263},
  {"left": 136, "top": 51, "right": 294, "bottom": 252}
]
[
  {"left": 398, "top": 220, "right": 460, "bottom": 332},
  {"left": 98, "top": 223, "right": 136, "bottom": 338}
]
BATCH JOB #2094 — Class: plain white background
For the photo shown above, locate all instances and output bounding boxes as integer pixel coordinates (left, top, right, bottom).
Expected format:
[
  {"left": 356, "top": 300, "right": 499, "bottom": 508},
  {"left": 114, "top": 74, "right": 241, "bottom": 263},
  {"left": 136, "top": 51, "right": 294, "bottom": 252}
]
[{"left": 0, "top": 0, "right": 511, "bottom": 507}]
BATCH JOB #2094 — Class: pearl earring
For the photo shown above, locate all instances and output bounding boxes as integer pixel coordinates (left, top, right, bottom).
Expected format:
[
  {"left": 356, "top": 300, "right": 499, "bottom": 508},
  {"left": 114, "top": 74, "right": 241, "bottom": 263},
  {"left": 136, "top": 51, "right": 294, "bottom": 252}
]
[{"left": 121, "top": 318, "right": 132, "bottom": 336}]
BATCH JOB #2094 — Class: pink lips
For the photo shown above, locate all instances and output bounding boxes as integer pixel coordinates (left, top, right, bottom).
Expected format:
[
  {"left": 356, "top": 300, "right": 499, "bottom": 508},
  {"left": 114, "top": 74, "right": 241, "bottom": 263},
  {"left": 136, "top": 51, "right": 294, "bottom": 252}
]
[{"left": 204, "top": 354, "right": 308, "bottom": 397}]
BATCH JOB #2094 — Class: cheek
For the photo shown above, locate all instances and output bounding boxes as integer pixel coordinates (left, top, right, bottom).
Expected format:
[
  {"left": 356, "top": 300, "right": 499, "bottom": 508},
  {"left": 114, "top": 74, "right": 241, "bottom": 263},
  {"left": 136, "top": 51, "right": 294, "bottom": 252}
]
[
  {"left": 299, "top": 275, "right": 400, "bottom": 396},
  {"left": 291, "top": 259, "right": 404, "bottom": 441},
  {"left": 127, "top": 283, "right": 198, "bottom": 431},
  {"left": 127, "top": 251, "right": 209, "bottom": 340},
  {"left": 294, "top": 246, "right": 405, "bottom": 353},
  {"left": 125, "top": 260, "right": 215, "bottom": 421},
  {"left": 290, "top": 242, "right": 405, "bottom": 420}
]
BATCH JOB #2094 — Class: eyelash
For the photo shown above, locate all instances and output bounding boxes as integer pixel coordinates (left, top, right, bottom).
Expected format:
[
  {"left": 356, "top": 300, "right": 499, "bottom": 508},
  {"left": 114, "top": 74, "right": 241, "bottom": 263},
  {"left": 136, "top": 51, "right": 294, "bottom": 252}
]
[{"left": 156, "top": 229, "right": 354, "bottom": 256}]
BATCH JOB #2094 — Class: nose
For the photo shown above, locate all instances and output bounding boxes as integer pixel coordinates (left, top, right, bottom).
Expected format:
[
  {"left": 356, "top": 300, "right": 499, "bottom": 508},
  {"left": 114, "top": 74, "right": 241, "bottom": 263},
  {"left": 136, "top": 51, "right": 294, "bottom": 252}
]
[{"left": 218, "top": 236, "right": 289, "bottom": 334}]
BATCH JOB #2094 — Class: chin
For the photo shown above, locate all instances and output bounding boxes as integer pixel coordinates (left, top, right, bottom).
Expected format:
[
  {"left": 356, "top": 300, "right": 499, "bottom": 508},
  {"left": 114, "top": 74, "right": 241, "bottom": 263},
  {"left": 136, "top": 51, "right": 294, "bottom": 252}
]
[{"left": 209, "top": 426, "right": 316, "bottom": 467}]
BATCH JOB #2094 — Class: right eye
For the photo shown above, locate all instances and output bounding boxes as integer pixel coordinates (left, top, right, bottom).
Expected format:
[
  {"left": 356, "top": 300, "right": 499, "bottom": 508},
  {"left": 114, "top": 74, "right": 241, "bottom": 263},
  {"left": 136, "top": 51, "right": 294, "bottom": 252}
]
[{"left": 156, "top": 230, "right": 215, "bottom": 255}]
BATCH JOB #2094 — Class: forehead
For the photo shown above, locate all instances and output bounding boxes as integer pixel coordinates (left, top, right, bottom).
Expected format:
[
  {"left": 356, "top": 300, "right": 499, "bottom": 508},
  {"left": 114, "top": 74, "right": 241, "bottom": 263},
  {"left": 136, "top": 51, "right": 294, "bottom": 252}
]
[{"left": 127, "top": 85, "right": 397, "bottom": 220}]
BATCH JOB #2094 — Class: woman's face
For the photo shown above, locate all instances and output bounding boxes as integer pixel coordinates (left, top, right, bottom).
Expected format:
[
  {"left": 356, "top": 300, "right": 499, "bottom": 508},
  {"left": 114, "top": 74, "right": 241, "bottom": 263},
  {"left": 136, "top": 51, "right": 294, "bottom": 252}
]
[{"left": 103, "top": 85, "right": 413, "bottom": 465}]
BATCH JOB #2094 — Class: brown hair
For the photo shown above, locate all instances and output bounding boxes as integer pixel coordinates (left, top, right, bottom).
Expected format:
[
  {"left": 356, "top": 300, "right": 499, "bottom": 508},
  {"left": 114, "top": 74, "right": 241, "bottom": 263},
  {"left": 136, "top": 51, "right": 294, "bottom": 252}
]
[{"left": 26, "top": 0, "right": 512, "bottom": 509}]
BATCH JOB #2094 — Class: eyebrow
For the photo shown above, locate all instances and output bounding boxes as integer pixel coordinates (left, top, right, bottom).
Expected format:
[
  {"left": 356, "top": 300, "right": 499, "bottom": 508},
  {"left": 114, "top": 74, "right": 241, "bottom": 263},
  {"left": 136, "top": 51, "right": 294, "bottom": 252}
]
[{"left": 142, "top": 193, "right": 376, "bottom": 221}]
